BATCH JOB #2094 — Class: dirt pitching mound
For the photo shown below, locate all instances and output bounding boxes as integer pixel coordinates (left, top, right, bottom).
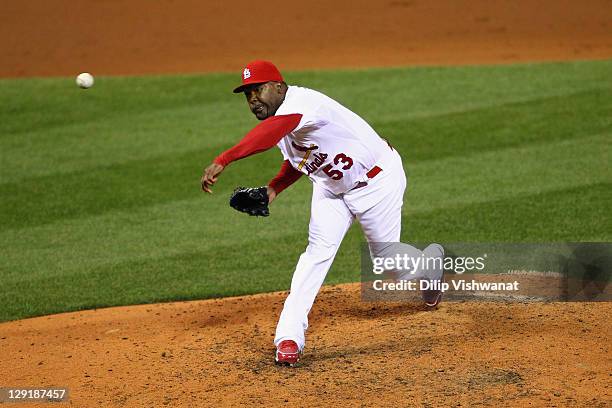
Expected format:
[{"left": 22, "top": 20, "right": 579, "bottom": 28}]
[
  {"left": 1, "top": 283, "right": 610, "bottom": 406},
  {"left": 1, "top": 0, "right": 611, "bottom": 77}
]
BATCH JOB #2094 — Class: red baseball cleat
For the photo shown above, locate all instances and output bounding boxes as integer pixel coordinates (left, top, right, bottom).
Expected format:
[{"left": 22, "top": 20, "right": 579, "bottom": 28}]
[{"left": 275, "top": 340, "right": 300, "bottom": 366}]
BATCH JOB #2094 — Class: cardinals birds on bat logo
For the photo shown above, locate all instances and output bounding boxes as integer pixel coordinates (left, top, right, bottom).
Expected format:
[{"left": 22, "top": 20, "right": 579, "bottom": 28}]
[{"left": 292, "top": 141, "right": 318, "bottom": 152}]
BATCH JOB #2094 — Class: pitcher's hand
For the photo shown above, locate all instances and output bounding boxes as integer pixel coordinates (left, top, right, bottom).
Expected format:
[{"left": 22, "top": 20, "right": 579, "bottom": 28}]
[{"left": 201, "top": 163, "right": 225, "bottom": 193}]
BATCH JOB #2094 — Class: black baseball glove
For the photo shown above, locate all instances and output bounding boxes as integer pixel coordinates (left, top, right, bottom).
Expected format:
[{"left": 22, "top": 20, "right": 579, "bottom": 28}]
[{"left": 229, "top": 186, "right": 270, "bottom": 217}]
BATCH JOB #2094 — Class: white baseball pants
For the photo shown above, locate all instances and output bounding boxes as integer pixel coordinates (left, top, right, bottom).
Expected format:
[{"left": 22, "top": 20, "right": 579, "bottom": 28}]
[{"left": 274, "top": 149, "right": 431, "bottom": 350}]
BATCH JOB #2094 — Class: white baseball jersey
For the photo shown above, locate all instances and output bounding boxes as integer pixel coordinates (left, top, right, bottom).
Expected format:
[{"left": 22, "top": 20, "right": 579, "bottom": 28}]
[
  {"left": 268, "top": 86, "right": 442, "bottom": 352},
  {"left": 275, "top": 86, "right": 396, "bottom": 195}
]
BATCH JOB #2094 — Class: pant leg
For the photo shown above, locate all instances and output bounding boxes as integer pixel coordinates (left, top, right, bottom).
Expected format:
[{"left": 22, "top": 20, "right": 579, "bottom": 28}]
[
  {"left": 274, "top": 183, "right": 354, "bottom": 350},
  {"left": 345, "top": 150, "right": 432, "bottom": 281}
]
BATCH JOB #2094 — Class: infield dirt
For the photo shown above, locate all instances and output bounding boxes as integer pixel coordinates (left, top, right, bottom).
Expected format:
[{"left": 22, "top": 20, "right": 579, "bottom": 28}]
[
  {"left": 2, "top": 284, "right": 610, "bottom": 407},
  {"left": 1, "top": 0, "right": 610, "bottom": 407},
  {"left": 1, "top": 0, "right": 611, "bottom": 77}
]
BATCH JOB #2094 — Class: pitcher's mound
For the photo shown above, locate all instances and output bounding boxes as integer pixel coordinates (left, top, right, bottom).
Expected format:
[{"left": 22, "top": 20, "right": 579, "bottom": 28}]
[{"left": 1, "top": 283, "right": 609, "bottom": 406}]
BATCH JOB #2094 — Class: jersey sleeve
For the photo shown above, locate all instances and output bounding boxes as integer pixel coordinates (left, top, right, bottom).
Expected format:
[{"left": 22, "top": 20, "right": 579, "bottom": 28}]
[
  {"left": 268, "top": 160, "right": 303, "bottom": 194},
  {"left": 213, "top": 114, "right": 303, "bottom": 167}
]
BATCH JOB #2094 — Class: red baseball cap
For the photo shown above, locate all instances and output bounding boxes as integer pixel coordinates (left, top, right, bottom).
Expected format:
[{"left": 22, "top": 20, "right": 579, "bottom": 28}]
[{"left": 233, "top": 60, "right": 284, "bottom": 93}]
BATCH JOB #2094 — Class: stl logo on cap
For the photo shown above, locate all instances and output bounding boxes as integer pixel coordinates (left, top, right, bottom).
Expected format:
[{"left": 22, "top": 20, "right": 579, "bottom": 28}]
[{"left": 233, "top": 60, "right": 283, "bottom": 93}]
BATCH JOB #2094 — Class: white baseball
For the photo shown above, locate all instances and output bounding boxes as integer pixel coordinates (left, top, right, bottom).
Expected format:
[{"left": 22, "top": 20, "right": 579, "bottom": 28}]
[{"left": 76, "top": 72, "right": 94, "bottom": 89}]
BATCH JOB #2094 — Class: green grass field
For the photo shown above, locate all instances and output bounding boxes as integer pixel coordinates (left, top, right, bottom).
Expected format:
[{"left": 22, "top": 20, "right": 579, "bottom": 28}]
[{"left": 1, "top": 60, "right": 610, "bottom": 322}]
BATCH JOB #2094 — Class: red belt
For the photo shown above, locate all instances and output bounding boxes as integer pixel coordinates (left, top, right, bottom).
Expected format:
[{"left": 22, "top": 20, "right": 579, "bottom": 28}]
[
  {"left": 366, "top": 166, "right": 382, "bottom": 179},
  {"left": 351, "top": 166, "right": 382, "bottom": 191}
]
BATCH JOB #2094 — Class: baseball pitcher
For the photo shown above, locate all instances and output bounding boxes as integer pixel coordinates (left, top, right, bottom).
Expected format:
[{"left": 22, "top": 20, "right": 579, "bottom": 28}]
[{"left": 201, "top": 60, "right": 444, "bottom": 366}]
